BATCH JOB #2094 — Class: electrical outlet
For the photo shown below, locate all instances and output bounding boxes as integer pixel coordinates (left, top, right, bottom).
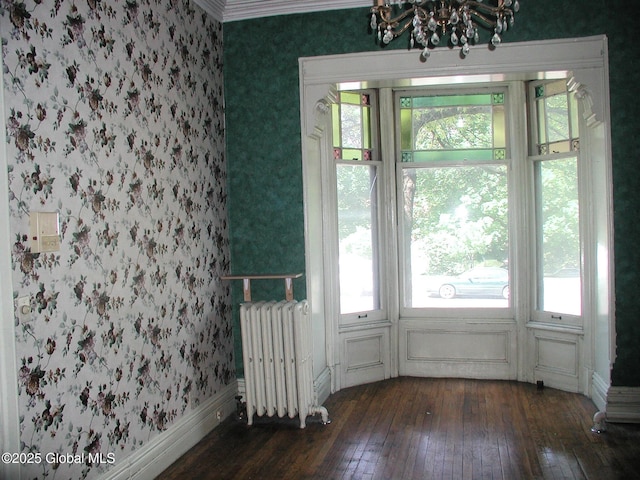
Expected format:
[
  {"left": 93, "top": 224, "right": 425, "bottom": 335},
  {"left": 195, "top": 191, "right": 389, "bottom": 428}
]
[{"left": 216, "top": 410, "right": 222, "bottom": 421}]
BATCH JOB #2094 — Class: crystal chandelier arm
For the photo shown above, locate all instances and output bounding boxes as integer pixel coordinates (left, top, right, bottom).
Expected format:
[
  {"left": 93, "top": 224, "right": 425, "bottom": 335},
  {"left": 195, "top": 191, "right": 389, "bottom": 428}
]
[
  {"left": 370, "top": 0, "right": 518, "bottom": 58},
  {"left": 466, "top": 1, "right": 513, "bottom": 29},
  {"left": 374, "top": 5, "right": 421, "bottom": 39}
]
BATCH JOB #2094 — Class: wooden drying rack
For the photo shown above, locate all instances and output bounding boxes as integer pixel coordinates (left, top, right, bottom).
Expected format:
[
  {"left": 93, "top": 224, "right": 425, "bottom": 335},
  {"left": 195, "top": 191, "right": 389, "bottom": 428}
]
[{"left": 221, "top": 273, "right": 303, "bottom": 302}]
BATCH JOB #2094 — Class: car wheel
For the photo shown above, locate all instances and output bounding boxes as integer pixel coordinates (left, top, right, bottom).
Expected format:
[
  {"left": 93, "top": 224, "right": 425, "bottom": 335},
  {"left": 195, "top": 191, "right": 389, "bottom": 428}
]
[
  {"left": 502, "top": 285, "right": 509, "bottom": 299},
  {"left": 439, "top": 284, "right": 456, "bottom": 299}
]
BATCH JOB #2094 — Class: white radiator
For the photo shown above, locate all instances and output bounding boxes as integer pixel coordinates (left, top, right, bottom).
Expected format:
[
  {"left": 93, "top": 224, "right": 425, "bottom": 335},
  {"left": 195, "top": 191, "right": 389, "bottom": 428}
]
[{"left": 240, "top": 300, "right": 329, "bottom": 428}]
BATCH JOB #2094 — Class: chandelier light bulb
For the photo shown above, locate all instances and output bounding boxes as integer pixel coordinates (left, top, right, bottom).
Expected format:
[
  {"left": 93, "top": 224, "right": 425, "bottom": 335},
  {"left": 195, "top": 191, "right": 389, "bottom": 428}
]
[{"left": 370, "top": 0, "right": 519, "bottom": 60}]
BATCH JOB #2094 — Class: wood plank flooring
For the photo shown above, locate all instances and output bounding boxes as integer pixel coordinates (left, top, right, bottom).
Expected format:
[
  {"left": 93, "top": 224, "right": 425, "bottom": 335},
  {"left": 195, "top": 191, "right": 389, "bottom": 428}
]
[{"left": 156, "top": 378, "right": 640, "bottom": 479}]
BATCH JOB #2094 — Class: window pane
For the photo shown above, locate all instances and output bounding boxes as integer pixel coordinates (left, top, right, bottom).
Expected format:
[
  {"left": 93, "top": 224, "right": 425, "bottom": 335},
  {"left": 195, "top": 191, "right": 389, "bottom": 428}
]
[
  {"left": 533, "top": 81, "right": 579, "bottom": 156},
  {"left": 400, "top": 93, "right": 506, "bottom": 163},
  {"left": 493, "top": 105, "right": 506, "bottom": 149},
  {"left": 402, "top": 165, "right": 509, "bottom": 308},
  {"left": 536, "top": 157, "right": 581, "bottom": 315},
  {"left": 413, "top": 106, "right": 492, "bottom": 149},
  {"left": 337, "top": 164, "right": 380, "bottom": 313},
  {"left": 546, "top": 93, "right": 570, "bottom": 143},
  {"left": 536, "top": 97, "right": 547, "bottom": 145},
  {"left": 341, "top": 103, "right": 363, "bottom": 149},
  {"left": 405, "top": 149, "right": 497, "bottom": 163},
  {"left": 333, "top": 91, "right": 372, "bottom": 161}
]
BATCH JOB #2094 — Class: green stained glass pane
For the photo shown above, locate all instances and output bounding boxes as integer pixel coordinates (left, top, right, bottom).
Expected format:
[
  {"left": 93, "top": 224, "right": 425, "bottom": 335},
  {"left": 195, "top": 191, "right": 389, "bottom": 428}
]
[
  {"left": 332, "top": 103, "right": 340, "bottom": 148},
  {"left": 493, "top": 105, "right": 505, "bottom": 149},
  {"left": 399, "top": 92, "right": 507, "bottom": 163},
  {"left": 411, "top": 94, "right": 492, "bottom": 108},
  {"left": 401, "top": 108, "right": 412, "bottom": 151},
  {"left": 535, "top": 85, "right": 545, "bottom": 98},
  {"left": 342, "top": 149, "right": 363, "bottom": 161},
  {"left": 363, "top": 106, "right": 371, "bottom": 149},
  {"left": 536, "top": 97, "right": 547, "bottom": 145},
  {"left": 411, "top": 149, "right": 495, "bottom": 162},
  {"left": 570, "top": 92, "right": 579, "bottom": 140},
  {"left": 340, "top": 91, "right": 361, "bottom": 105}
]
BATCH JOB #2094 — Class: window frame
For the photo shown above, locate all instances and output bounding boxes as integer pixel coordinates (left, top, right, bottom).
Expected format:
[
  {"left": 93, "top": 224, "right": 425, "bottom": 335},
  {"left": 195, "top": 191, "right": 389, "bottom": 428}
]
[
  {"left": 394, "top": 85, "right": 515, "bottom": 320},
  {"left": 331, "top": 89, "right": 389, "bottom": 327},
  {"left": 527, "top": 79, "right": 584, "bottom": 327}
]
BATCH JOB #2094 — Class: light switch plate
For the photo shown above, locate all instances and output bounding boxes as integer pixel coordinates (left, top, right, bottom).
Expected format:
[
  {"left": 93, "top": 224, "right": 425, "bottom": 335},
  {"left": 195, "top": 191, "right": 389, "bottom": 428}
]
[
  {"left": 17, "top": 296, "right": 31, "bottom": 323},
  {"left": 29, "top": 211, "right": 60, "bottom": 253}
]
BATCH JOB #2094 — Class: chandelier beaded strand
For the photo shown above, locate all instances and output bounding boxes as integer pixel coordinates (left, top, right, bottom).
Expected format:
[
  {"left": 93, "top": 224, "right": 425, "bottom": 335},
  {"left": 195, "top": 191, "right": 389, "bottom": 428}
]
[{"left": 370, "top": 0, "right": 520, "bottom": 60}]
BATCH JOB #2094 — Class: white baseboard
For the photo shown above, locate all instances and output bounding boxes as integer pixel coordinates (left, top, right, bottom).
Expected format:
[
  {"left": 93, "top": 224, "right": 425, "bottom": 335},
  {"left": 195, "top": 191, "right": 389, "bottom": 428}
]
[
  {"left": 314, "top": 367, "right": 332, "bottom": 405},
  {"left": 591, "top": 371, "right": 609, "bottom": 412},
  {"left": 99, "top": 380, "right": 238, "bottom": 480},
  {"left": 606, "top": 386, "right": 640, "bottom": 423},
  {"left": 237, "top": 377, "right": 245, "bottom": 399}
]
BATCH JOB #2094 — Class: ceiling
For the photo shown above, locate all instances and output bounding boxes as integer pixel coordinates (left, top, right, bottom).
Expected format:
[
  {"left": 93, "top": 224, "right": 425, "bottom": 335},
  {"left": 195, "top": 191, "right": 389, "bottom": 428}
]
[{"left": 194, "top": 0, "right": 370, "bottom": 23}]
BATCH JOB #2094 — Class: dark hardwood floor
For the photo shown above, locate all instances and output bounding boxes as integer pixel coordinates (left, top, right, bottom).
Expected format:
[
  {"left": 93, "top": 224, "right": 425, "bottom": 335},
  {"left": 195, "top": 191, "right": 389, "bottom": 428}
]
[{"left": 157, "top": 378, "right": 640, "bottom": 479}]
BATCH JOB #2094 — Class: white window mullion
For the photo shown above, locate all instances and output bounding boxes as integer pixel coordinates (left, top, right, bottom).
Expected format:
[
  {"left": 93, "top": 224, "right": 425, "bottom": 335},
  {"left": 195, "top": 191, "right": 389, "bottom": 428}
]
[
  {"left": 506, "top": 80, "right": 534, "bottom": 383},
  {"left": 379, "top": 87, "right": 400, "bottom": 377}
]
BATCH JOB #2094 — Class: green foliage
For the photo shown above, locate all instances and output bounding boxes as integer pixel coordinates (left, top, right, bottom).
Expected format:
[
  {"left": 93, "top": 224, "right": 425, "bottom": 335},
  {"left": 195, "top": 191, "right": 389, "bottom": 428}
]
[
  {"left": 406, "top": 165, "right": 508, "bottom": 275},
  {"left": 538, "top": 157, "right": 580, "bottom": 273}
]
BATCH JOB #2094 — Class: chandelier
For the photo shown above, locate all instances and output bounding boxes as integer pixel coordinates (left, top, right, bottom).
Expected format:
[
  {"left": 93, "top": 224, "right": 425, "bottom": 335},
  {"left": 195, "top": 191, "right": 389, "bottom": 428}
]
[{"left": 370, "top": 0, "right": 520, "bottom": 59}]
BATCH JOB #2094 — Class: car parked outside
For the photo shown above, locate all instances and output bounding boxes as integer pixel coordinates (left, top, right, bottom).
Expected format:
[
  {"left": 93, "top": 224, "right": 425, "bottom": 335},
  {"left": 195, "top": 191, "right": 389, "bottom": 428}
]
[{"left": 426, "top": 266, "right": 509, "bottom": 300}]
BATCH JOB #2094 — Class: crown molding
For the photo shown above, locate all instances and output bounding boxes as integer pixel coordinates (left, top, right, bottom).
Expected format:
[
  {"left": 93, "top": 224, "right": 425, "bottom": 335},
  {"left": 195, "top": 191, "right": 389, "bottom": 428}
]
[
  {"left": 193, "top": 0, "right": 226, "bottom": 21},
  {"left": 194, "top": 0, "right": 370, "bottom": 23}
]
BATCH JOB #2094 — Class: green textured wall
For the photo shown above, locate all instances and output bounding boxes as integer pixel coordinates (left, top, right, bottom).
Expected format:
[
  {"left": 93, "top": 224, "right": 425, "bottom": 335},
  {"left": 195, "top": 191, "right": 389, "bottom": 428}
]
[{"left": 224, "top": 2, "right": 640, "bottom": 385}]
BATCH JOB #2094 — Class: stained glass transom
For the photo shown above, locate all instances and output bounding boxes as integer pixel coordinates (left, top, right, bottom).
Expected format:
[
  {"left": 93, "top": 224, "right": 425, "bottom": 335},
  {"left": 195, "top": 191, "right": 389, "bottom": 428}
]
[{"left": 399, "top": 92, "right": 507, "bottom": 163}]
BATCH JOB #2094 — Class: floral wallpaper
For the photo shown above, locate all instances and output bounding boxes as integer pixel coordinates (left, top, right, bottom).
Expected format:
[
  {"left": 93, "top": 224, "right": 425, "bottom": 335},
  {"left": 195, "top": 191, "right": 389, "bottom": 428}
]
[{"left": 1, "top": 0, "right": 233, "bottom": 478}]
